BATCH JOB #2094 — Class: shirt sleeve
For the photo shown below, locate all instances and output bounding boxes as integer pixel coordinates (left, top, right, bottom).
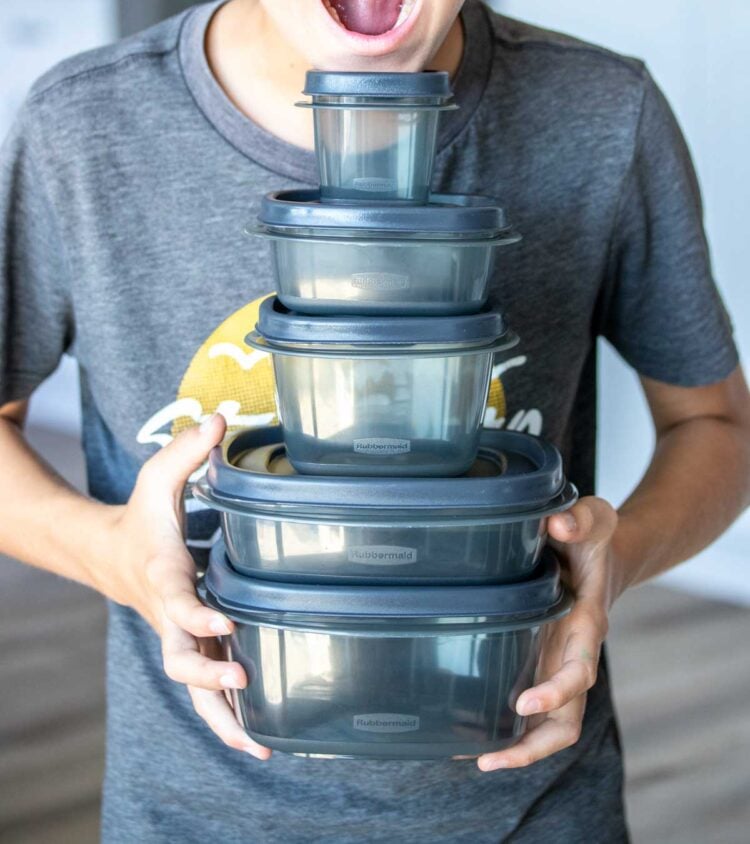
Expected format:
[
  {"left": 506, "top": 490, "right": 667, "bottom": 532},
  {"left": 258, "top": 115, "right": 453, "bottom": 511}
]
[
  {"left": 601, "top": 68, "right": 739, "bottom": 386},
  {"left": 0, "top": 103, "right": 73, "bottom": 406}
]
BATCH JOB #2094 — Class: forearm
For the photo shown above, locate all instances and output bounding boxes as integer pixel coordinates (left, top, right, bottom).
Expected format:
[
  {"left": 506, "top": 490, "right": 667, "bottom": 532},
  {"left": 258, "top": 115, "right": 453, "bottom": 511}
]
[
  {"left": 0, "top": 416, "right": 120, "bottom": 590},
  {"left": 609, "top": 414, "right": 750, "bottom": 600}
]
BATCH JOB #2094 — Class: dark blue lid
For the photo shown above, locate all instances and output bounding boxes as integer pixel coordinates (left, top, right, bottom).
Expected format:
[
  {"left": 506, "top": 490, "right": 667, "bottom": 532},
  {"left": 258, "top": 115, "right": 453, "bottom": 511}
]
[
  {"left": 251, "top": 296, "right": 507, "bottom": 346},
  {"left": 200, "top": 425, "right": 572, "bottom": 515},
  {"left": 257, "top": 190, "right": 510, "bottom": 236},
  {"left": 303, "top": 71, "right": 452, "bottom": 99},
  {"left": 205, "top": 541, "right": 566, "bottom": 622}
]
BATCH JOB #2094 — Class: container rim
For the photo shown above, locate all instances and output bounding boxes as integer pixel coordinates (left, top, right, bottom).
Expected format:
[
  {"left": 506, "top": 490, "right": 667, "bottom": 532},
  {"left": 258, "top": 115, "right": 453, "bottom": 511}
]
[
  {"left": 302, "top": 70, "right": 453, "bottom": 99},
  {"left": 193, "top": 479, "right": 578, "bottom": 525},
  {"left": 201, "top": 426, "right": 570, "bottom": 513},
  {"left": 245, "top": 223, "right": 522, "bottom": 247},
  {"left": 295, "top": 100, "right": 458, "bottom": 112},
  {"left": 249, "top": 296, "right": 512, "bottom": 350},
  {"left": 245, "top": 329, "right": 519, "bottom": 359},
  {"left": 202, "top": 541, "right": 571, "bottom": 628},
  {"left": 257, "top": 190, "right": 511, "bottom": 235}
]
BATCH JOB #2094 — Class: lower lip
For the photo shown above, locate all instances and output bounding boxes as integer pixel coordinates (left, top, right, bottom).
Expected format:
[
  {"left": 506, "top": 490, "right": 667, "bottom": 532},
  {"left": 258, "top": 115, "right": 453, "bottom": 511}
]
[{"left": 318, "top": 0, "right": 423, "bottom": 56}]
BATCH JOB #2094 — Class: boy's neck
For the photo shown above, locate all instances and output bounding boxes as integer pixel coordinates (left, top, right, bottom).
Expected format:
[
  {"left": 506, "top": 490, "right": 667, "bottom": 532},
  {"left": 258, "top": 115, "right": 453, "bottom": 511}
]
[{"left": 205, "top": 0, "right": 465, "bottom": 152}]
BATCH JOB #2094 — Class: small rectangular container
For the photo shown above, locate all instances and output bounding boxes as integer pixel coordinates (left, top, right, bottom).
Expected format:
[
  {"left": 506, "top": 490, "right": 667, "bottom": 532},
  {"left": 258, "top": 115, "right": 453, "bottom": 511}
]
[
  {"left": 194, "top": 426, "right": 577, "bottom": 585},
  {"left": 250, "top": 190, "right": 520, "bottom": 317},
  {"left": 246, "top": 297, "right": 518, "bottom": 477},
  {"left": 298, "top": 71, "right": 457, "bottom": 204},
  {"left": 201, "top": 543, "right": 572, "bottom": 760}
]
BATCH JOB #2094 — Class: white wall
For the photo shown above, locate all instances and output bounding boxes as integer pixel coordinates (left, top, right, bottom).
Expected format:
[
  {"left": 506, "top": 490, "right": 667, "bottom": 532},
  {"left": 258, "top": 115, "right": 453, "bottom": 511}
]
[{"left": 495, "top": 0, "right": 750, "bottom": 604}]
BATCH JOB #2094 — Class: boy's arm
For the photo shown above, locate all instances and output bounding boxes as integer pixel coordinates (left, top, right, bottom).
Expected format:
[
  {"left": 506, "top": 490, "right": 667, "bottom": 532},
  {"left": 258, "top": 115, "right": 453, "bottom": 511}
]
[
  {"left": 0, "top": 402, "right": 270, "bottom": 760},
  {"left": 478, "top": 365, "right": 750, "bottom": 771}
]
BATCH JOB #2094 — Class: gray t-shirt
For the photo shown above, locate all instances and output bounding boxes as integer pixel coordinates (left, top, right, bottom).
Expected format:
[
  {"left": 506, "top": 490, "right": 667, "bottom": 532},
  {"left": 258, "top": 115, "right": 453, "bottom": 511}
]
[{"left": 0, "top": 1, "right": 737, "bottom": 841}]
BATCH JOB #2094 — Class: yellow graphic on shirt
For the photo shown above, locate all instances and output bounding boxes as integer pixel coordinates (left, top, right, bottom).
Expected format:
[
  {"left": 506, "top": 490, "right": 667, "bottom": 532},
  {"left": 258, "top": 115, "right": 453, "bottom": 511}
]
[
  {"left": 171, "top": 296, "right": 277, "bottom": 437},
  {"left": 136, "top": 294, "right": 539, "bottom": 464}
]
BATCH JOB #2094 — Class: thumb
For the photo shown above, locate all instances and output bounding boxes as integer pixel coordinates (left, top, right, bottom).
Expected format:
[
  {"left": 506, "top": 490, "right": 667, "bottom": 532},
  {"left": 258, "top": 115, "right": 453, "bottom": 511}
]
[
  {"left": 547, "top": 496, "right": 618, "bottom": 546},
  {"left": 138, "top": 413, "right": 227, "bottom": 499}
]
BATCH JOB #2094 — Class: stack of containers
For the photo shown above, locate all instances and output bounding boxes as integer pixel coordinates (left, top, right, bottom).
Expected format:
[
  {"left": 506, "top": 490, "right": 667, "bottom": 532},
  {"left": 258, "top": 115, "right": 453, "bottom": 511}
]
[{"left": 197, "top": 72, "right": 577, "bottom": 760}]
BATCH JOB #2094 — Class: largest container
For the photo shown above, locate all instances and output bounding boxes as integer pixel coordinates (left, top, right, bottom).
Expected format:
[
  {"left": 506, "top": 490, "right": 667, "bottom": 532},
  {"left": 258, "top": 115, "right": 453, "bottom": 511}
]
[
  {"left": 194, "top": 425, "right": 577, "bottom": 584},
  {"left": 298, "top": 71, "right": 457, "bottom": 204},
  {"left": 246, "top": 297, "right": 518, "bottom": 477},
  {"left": 202, "top": 542, "right": 572, "bottom": 760},
  {"left": 250, "top": 190, "right": 520, "bottom": 316}
]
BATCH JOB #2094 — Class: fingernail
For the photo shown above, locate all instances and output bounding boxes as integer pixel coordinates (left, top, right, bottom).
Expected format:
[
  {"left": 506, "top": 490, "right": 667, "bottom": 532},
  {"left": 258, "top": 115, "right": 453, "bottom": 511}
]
[
  {"left": 244, "top": 746, "right": 269, "bottom": 760},
  {"left": 562, "top": 511, "right": 577, "bottom": 532},
  {"left": 200, "top": 413, "right": 218, "bottom": 433},
  {"left": 209, "top": 617, "right": 231, "bottom": 635},
  {"left": 520, "top": 697, "right": 542, "bottom": 715},
  {"left": 220, "top": 673, "right": 240, "bottom": 689},
  {"left": 481, "top": 757, "right": 509, "bottom": 772}
]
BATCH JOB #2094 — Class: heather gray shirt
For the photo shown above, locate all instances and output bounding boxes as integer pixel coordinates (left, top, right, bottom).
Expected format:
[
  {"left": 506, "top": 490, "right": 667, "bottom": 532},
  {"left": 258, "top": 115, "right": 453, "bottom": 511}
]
[{"left": 0, "top": 1, "right": 737, "bottom": 841}]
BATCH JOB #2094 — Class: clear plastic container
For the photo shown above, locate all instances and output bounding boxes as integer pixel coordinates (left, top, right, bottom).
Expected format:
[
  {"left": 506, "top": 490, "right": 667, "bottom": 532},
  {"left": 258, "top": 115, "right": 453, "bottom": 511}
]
[
  {"left": 200, "top": 543, "right": 572, "bottom": 760},
  {"left": 194, "top": 426, "right": 577, "bottom": 584},
  {"left": 252, "top": 190, "right": 520, "bottom": 316},
  {"left": 298, "top": 71, "right": 456, "bottom": 204},
  {"left": 246, "top": 298, "right": 518, "bottom": 477}
]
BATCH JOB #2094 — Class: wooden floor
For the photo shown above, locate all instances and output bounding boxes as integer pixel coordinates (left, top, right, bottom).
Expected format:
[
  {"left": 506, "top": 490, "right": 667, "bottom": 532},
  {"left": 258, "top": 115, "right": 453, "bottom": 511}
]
[{"left": 0, "top": 557, "right": 748, "bottom": 844}]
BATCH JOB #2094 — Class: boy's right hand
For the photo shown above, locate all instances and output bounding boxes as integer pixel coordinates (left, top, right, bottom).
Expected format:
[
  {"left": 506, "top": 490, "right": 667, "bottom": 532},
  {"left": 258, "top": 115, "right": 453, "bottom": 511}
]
[{"left": 95, "top": 413, "right": 271, "bottom": 761}]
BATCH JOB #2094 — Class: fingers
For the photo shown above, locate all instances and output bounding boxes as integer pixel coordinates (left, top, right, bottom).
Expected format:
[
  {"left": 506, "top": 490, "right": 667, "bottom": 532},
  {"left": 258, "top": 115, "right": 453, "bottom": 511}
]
[
  {"left": 161, "top": 619, "right": 246, "bottom": 691},
  {"left": 548, "top": 496, "right": 618, "bottom": 546},
  {"left": 189, "top": 686, "right": 272, "bottom": 760},
  {"left": 137, "top": 412, "right": 227, "bottom": 501},
  {"left": 477, "top": 696, "right": 586, "bottom": 772},
  {"left": 516, "top": 607, "right": 603, "bottom": 717},
  {"left": 146, "top": 551, "right": 233, "bottom": 638}
]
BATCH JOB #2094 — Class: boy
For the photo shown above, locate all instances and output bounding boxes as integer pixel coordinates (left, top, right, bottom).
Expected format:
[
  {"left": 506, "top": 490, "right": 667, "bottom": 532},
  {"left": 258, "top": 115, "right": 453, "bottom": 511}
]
[{"left": 1, "top": 1, "right": 748, "bottom": 841}]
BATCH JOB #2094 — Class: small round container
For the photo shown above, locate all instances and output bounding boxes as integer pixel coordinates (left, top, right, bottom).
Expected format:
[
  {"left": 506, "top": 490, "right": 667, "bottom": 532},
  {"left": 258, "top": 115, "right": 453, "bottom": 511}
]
[
  {"left": 194, "top": 426, "right": 577, "bottom": 585},
  {"left": 298, "top": 71, "right": 457, "bottom": 204},
  {"left": 201, "top": 542, "right": 572, "bottom": 760},
  {"left": 246, "top": 297, "right": 519, "bottom": 477},
  {"left": 250, "top": 190, "right": 520, "bottom": 316}
]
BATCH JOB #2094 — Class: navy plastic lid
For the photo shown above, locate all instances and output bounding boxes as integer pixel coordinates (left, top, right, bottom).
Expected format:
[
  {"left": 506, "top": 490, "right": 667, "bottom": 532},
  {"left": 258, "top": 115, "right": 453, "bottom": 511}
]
[
  {"left": 257, "top": 190, "right": 509, "bottom": 236},
  {"left": 200, "top": 425, "right": 571, "bottom": 515},
  {"left": 303, "top": 71, "right": 452, "bottom": 99},
  {"left": 205, "top": 541, "right": 566, "bottom": 622},
  {"left": 251, "top": 296, "right": 507, "bottom": 347}
]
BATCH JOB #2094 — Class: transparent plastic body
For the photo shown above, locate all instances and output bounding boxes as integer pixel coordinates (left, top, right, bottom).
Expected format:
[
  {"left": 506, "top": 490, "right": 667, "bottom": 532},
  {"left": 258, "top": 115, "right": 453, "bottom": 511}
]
[
  {"left": 264, "top": 234, "right": 503, "bottom": 316},
  {"left": 271, "top": 349, "right": 495, "bottom": 476},
  {"left": 311, "top": 105, "right": 441, "bottom": 204},
  {"left": 222, "top": 511, "right": 547, "bottom": 584},
  {"left": 225, "top": 619, "right": 541, "bottom": 759}
]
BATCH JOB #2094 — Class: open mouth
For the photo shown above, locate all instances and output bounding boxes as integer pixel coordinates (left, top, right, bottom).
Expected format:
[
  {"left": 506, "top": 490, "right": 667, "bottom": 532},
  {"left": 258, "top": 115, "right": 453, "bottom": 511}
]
[{"left": 322, "top": 0, "right": 417, "bottom": 36}]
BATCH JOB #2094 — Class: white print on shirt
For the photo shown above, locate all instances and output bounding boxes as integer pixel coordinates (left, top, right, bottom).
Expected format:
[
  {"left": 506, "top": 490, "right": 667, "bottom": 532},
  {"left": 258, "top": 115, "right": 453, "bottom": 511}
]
[{"left": 482, "top": 355, "right": 544, "bottom": 436}]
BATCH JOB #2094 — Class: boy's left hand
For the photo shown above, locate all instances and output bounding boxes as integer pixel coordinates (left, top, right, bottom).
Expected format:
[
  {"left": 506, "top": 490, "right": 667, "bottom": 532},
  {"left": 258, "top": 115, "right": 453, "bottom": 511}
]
[{"left": 477, "top": 496, "right": 620, "bottom": 772}]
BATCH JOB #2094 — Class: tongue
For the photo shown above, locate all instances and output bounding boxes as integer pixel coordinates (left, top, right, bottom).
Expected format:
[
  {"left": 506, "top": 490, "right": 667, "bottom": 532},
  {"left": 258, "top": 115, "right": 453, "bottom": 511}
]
[{"left": 330, "top": 0, "right": 404, "bottom": 35}]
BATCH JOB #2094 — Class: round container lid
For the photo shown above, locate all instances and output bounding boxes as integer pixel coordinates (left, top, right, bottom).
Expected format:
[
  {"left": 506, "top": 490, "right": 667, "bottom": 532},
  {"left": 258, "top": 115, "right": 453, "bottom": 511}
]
[
  {"left": 204, "top": 541, "right": 567, "bottom": 623},
  {"left": 200, "top": 425, "right": 572, "bottom": 516},
  {"left": 303, "top": 70, "right": 452, "bottom": 99},
  {"left": 251, "top": 296, "right": 507, "bottom": 347},
  {"left": 256, "top": 190, "right": 510, "bottom": 236}
]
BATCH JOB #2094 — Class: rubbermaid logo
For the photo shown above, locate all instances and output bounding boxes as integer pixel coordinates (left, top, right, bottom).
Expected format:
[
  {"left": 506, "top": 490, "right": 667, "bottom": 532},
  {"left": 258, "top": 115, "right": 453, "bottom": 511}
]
[
  {"left": 347, "top": 545, "right": 418, "bottom": 565},
  {"left": 352, "top": 176, "right": 397, "bottom": 192},
  {"left": 353, "top": 714, "right": 421, "bottom": 733},
  {"left": 353, "top": 438, "right": 411, "bottom": 455},
  {"left": 351, "top": 272, "right": 410, "bottom": 291}
]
